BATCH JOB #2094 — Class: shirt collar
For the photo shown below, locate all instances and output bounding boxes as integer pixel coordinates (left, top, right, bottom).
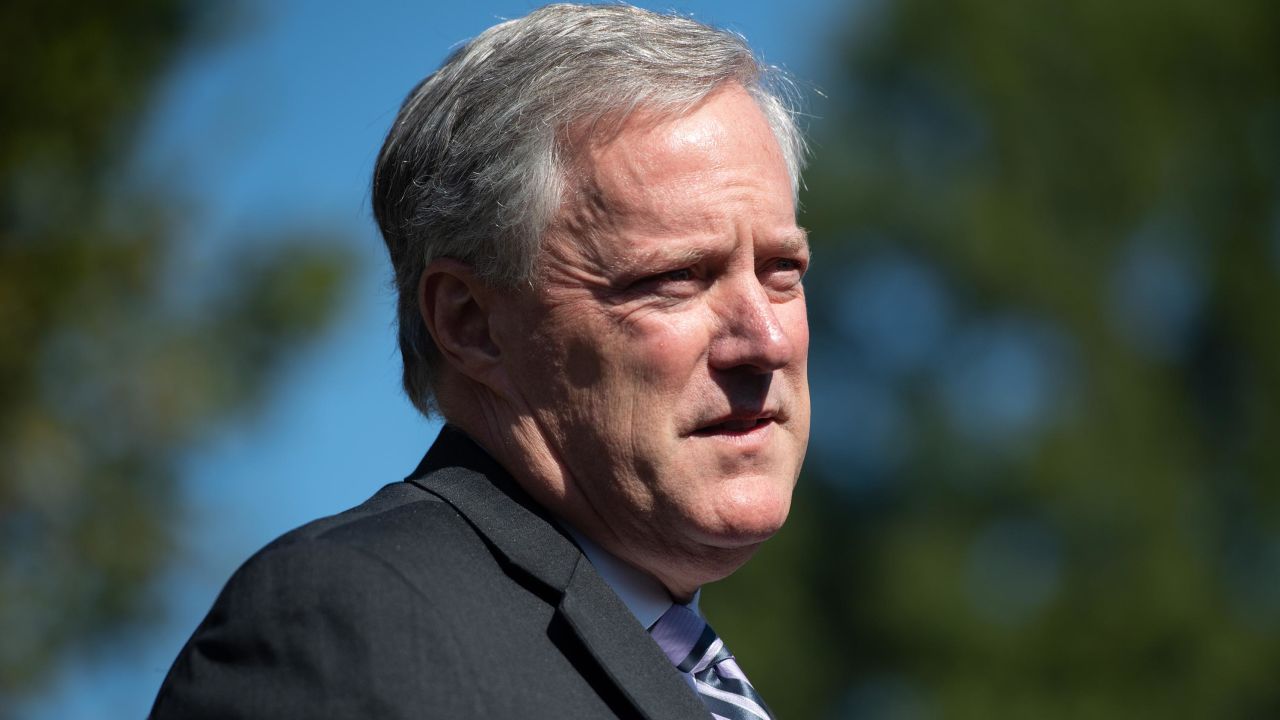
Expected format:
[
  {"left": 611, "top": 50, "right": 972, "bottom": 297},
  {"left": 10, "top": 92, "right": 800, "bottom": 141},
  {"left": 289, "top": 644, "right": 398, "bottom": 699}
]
[{"left": 564, "top": 525, "right": 700, "bottom": 629}]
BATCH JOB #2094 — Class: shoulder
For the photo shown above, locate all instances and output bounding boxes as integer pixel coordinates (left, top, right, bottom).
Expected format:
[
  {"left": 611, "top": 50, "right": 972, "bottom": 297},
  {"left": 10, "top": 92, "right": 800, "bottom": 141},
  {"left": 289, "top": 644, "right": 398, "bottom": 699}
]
[
  {"left": 228, "top": 480, "right": 482, "bottom": 604},
  {"left": 151, "top": 481, "right": 491, "bottom": 719},
  {"left": 263, "top": 481, "right": 490, "bottom": 582},
  {"left": 228, "top": 481, "right": 497, "bottom": 606}
]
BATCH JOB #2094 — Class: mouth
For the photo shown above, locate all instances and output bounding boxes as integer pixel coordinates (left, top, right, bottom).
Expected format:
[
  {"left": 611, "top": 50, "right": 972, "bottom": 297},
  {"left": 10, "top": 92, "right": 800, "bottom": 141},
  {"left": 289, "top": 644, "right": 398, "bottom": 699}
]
[{"left": 691, "top": 414, "right": 777, "bottom": 438}]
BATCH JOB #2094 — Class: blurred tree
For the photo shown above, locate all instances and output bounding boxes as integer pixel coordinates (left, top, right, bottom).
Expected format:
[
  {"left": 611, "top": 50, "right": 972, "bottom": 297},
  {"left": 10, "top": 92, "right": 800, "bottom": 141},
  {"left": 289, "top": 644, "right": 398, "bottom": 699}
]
[
  {"left": 0, "top": 0, "right": 351, "bottom": 704},
  {"left": 708, "top": 0, "right": 1280, "bottom": 718}
]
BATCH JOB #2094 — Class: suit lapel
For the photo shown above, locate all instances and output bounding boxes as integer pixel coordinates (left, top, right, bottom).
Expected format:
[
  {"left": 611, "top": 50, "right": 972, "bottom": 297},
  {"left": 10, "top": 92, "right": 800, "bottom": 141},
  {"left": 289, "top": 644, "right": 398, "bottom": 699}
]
[
  {"left": 559, "top": 556, "right": 712, "bottom": 720},
  {"left": 407, "top": 426, "right": 707, "bottom": 720}
]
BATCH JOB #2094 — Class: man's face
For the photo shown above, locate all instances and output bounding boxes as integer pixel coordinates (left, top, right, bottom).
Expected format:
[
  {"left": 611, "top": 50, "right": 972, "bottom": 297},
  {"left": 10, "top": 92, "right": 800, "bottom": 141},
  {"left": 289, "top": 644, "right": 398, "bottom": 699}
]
[{"left": 492, "top": 84, "right": 809, "bottom": 589}]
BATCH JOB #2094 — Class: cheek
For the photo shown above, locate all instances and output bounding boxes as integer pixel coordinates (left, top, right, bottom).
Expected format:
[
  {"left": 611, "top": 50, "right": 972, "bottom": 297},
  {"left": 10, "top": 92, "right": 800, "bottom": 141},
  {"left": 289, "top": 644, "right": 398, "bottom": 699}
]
[
  {"left": 784, "top": 298, "right": 811, "bottom": 356},
  {"left": 780, "top": 299, "right": 811, "bottom": 426},
  {"left": 621, "top": 311, "right": 711, "bottom": 382},
  {"left": 562, "top": 334, "right": 608, "bottom": 389}
]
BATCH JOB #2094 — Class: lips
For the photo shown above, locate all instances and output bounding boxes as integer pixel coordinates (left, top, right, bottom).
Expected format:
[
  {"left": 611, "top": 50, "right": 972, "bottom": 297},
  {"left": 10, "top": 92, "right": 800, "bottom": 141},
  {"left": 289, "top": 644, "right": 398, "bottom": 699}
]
[{"left": 691, "top": 412, "right": 778, "bottom": 436}]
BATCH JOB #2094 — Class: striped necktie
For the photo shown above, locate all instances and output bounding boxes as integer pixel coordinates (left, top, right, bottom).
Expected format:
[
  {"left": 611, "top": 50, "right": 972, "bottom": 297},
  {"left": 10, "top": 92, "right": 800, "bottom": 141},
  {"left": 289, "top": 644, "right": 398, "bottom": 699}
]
[{"left": 648, "top": 603, "right": 775, "bottom": 720}]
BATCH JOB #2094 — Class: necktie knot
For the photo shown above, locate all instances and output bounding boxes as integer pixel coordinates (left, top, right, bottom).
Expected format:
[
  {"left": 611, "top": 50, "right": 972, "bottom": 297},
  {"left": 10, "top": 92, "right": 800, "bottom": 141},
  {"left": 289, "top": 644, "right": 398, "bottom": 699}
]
[{"left": 648, "top": 604, "right": 775, "bottom": 720}]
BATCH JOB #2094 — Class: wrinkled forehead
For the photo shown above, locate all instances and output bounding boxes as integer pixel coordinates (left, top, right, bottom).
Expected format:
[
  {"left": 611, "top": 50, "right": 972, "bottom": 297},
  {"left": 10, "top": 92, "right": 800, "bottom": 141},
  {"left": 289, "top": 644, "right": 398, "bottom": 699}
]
[{"left": 553, "top": 84, "right": 789, "bottom": 233}]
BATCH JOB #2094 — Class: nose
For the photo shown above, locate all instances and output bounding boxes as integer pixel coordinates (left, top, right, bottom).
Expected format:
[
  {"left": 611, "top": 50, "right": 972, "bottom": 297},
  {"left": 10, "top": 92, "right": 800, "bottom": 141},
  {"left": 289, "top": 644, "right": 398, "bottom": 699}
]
[{"left": 708, "top": 275, "right": 799, "bottom": 374}]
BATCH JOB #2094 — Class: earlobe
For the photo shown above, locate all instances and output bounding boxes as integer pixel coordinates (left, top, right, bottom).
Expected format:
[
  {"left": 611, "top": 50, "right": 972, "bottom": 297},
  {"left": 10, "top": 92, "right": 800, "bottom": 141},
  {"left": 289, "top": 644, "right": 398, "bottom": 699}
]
[{"left": 418, "top": 259, "right": 503, "bottom": 386}]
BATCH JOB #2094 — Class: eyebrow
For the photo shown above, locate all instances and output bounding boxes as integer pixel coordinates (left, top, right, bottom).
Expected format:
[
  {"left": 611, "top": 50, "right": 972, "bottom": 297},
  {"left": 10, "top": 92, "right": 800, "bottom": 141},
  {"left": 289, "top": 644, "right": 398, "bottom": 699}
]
[
  {"left": 776, "top": 228, "right": 811, "bottom": 257},
  {"left": 617, "top": 227, "right": 811, "bottom": 273},
  {"left": 620, "top": 245, "right": 712, "bottom": 271}
]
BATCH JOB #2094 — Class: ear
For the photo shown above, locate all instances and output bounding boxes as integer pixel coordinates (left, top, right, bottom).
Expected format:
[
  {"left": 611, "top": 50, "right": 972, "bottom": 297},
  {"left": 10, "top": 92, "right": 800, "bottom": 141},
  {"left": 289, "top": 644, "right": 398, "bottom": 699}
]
[{"left": 418, "top": 259, "right": 505, "bottom": 390}]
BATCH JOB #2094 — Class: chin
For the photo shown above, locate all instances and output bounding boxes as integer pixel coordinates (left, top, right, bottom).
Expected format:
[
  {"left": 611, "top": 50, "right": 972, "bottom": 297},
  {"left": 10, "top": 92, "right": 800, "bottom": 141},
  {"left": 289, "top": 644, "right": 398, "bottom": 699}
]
[{"left": 699, "top": 479, "right": 794, "bottom": 548}]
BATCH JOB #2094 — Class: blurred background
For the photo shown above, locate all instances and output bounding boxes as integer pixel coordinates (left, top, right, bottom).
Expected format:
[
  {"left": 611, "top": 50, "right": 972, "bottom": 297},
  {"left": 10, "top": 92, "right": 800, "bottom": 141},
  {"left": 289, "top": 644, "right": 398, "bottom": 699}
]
[{"left": 2, "top": 0, "right": 1277, "bottom": 717}]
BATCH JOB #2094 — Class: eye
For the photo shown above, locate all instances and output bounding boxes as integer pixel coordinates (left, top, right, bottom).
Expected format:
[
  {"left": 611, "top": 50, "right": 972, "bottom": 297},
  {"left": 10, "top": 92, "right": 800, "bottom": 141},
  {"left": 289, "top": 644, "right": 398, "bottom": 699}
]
[
  {"left": 626, "top": 266, "right": 701, "bottom": 300},
  {"left": 762, "top": 257, "right": 807, "bottom": 292},
  {"left": 634, "top": 267, "right": 699, "bottom": 287}
]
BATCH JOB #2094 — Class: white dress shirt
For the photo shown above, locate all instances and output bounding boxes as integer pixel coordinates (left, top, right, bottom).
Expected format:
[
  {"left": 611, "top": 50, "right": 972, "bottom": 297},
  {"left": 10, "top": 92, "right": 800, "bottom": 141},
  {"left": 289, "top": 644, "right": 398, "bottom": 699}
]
[{"left": 564, "top": 525, "right": 701, "bottom": 629}]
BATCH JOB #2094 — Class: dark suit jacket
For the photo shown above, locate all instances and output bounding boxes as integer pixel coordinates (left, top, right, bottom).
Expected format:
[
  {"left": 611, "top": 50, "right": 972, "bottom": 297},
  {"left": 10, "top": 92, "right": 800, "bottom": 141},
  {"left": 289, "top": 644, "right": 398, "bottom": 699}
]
[{"left": 150, "top": 426, "right": 710, "bottom": 719}]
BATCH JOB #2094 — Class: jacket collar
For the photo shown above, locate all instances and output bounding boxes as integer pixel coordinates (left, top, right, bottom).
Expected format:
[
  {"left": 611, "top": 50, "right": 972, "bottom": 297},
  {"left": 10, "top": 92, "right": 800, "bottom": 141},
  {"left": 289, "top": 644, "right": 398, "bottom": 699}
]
[
  {"left": 406, "top": 424, "right": 579, "bottom": 593},
  {"left": 406, "top": 425, "right": 709, "bottom": 720}
]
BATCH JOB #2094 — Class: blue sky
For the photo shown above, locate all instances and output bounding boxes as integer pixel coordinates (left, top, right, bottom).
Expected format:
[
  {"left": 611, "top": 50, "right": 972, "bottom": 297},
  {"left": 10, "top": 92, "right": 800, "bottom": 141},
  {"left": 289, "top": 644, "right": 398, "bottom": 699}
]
[{"left": 22, "top": 1, "right": 843, "bottom": 716}]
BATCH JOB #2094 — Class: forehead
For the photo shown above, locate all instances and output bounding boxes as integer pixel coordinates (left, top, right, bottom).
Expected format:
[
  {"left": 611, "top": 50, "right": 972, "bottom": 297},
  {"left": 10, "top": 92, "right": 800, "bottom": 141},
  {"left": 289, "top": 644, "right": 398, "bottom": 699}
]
[
  {"left": 588, "top": 86, "right": 784, "bottom": 187},
  {"left": 554, "top": 85, "right": 798, "bottom": 255}
]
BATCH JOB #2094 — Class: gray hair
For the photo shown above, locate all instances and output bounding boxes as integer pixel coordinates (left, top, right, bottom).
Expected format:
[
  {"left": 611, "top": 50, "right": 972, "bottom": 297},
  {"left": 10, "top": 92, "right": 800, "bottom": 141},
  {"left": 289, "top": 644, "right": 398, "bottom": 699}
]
[{"left": 372, "top": 2, "right": 808, "bottom": 416}]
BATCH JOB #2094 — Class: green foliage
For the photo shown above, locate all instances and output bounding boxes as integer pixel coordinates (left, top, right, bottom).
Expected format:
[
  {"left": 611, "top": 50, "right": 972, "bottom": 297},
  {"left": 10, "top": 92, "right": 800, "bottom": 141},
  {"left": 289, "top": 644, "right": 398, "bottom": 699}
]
[
  {"left": 709, "top": 1, "right": 1280, "bottom": 718},
  {"left": 0, "top": 0, "right": 352, "bottom": 700}
]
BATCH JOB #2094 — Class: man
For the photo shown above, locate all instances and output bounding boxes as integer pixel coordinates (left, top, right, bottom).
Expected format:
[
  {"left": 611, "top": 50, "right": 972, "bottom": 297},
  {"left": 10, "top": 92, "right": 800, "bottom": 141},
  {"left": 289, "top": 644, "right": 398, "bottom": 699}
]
[{"left": 151, "top": 4, "right": 809, "bottom": 719}]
